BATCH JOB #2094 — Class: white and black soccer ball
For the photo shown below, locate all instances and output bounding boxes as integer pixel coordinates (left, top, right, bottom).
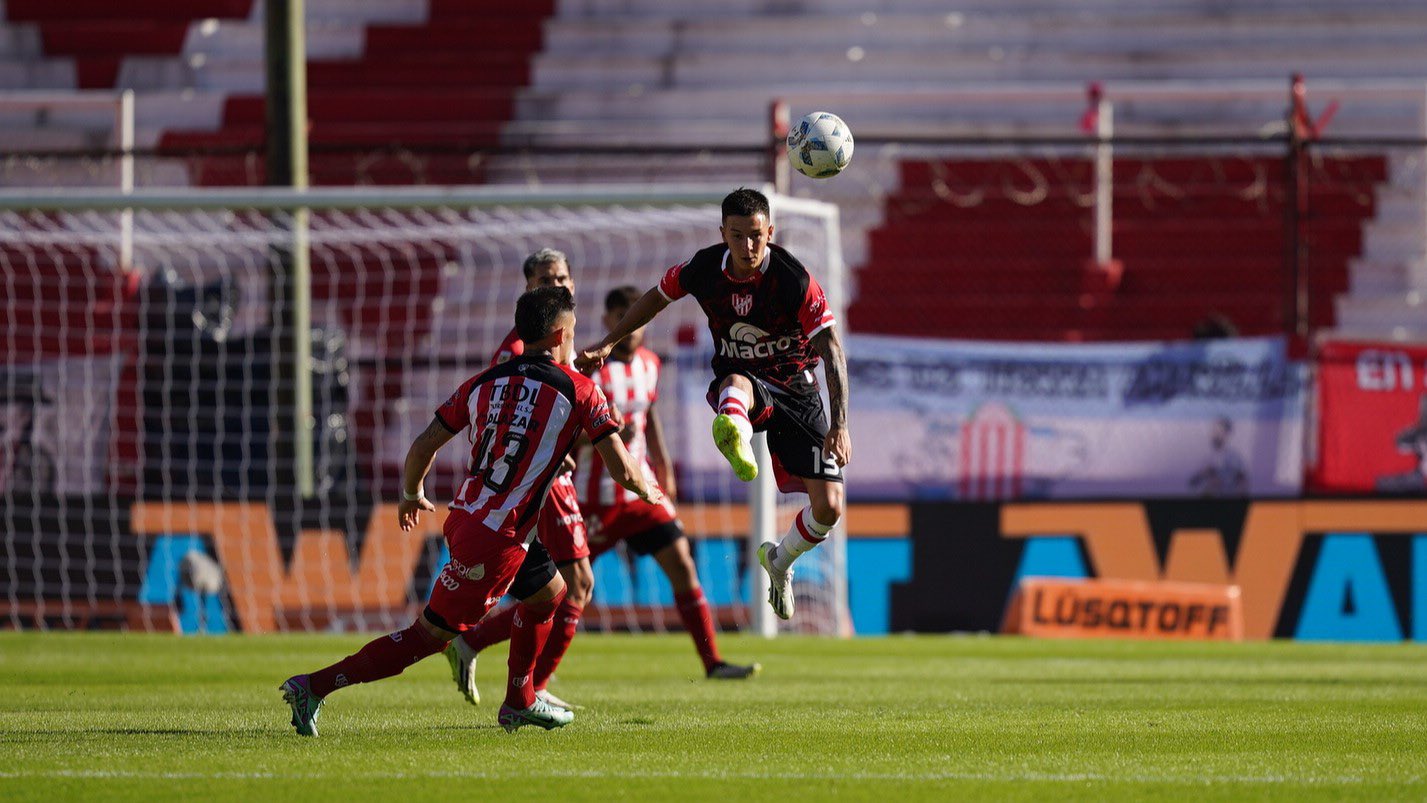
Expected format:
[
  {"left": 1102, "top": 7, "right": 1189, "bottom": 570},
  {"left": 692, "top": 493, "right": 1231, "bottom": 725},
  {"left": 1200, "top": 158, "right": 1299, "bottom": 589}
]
[{"left": 786, "top": 111, "right": 854, "bottom": 179}]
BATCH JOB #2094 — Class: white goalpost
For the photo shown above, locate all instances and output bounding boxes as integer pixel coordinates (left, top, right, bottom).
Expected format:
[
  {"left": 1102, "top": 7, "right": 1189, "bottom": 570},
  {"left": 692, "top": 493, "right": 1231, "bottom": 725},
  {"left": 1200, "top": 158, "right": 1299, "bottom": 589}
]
[{"left": 0, "top": 184, "right": 850, "bottom": 638}]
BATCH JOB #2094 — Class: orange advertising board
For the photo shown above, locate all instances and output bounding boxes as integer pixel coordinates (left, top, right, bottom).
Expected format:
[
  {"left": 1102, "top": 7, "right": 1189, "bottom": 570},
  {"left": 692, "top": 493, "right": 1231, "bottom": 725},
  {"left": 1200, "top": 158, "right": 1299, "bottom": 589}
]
[{"left": 1001, "top": 577, "right": 1244, "bottom": 641}]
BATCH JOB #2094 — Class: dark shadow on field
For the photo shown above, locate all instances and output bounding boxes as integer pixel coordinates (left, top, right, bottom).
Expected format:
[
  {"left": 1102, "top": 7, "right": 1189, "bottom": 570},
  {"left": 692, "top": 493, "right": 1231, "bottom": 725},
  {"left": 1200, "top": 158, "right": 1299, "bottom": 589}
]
[
  {"left": 6, "top": 723, "right": 505, "bottom": 741},
  {"left": 2, "top": 727, "right": 272, "bottom": 740}
]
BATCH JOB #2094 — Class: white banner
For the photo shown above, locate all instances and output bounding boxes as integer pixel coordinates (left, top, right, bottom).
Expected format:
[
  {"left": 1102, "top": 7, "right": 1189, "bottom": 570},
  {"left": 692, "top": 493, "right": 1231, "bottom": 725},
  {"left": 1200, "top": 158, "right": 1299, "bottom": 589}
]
[{"left": 675, "top": 335, "right": 1307, "bottom": 501}]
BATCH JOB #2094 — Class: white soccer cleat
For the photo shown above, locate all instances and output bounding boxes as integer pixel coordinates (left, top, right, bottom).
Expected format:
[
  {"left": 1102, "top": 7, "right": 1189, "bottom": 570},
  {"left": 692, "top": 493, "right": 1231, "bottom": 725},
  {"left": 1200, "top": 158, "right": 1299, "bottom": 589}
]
[
  {"left": 499, "top": 697, "right": 575, "bottom": 732},
  {"left": 535, "top": 688, "right": 578, "bottom": 711},
  {"left": 443, "top": 637, "right": 481, "bottom": 706},
  {"left": 757, "top": 542, "right": 795, "bottom": 620}
]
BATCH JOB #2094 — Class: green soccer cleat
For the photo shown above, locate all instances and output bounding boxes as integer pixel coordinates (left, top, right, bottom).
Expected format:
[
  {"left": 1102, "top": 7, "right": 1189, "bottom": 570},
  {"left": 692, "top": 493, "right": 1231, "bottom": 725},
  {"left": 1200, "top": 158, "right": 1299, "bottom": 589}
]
[
  {"left": 499, "top": 698, "right": 575, "bottom": 732},
  {"left": 707, "top": 661, "right": 762, "bottom": 680},
  {"left": 712, "top": 414, "right": 758, "bottom": 482},
  {"left": 443, "top": 637, "right": 481, "bottom": 706},
  {"left": 279, "top": 674, "right": 325, "bottom": 737},
  {"left": 757, "top": 542, "right": 795, "bottom": 620}
]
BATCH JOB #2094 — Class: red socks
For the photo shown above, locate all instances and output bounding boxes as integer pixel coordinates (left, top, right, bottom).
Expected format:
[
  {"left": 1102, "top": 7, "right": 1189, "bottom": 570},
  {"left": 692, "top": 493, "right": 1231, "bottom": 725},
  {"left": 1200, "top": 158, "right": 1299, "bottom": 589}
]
[
  {"left": 308, "top": 621, "right": 447, "bottom": 698},
  {"left": 675, "top": 587, "right": 722, "bottom": 673},
  {"left": 532, "top": 596, "right": 585, "bottom": 692},
  {"left": 460, "top": 602, "right": 516, "bottom": 653},
  {"left": 505, "top": 590, "right": 566, "bottom": 709}
]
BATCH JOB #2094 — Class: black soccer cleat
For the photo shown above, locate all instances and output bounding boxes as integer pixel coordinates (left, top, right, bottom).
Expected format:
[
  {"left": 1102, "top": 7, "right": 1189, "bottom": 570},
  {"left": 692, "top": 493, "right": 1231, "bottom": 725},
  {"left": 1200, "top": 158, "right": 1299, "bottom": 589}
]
[{"left": 707, "top": 661, "right": 762, "bottom": 680}]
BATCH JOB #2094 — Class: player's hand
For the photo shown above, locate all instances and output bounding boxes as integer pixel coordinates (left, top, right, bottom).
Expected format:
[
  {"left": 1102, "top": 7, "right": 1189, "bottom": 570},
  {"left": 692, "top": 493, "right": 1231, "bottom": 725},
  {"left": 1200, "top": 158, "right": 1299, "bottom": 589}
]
[
  {"left": 574, "top": 342, "right": 613, "bottom": 373},
  {"left": 824, "top": 425, "right": 852, "bottom": 468},
  {"left": 560, "top": 453, "right": 577, "bottom": 474},
  {"left": 654, "top": 462, "right": 677, "bottom": 501},
  {"left": 636, "top": 484, "right": 667, "bottom": 508},
  {"left": 398, "top": 495, "right": 436, "bottom": 532}
]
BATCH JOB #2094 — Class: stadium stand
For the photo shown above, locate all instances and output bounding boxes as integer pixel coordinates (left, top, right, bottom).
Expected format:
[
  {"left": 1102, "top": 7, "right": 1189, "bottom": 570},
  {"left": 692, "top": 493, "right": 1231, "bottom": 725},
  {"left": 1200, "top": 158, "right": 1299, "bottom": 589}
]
[{"left": 2, "top": 0, "right": 1426, "bottom": 339}]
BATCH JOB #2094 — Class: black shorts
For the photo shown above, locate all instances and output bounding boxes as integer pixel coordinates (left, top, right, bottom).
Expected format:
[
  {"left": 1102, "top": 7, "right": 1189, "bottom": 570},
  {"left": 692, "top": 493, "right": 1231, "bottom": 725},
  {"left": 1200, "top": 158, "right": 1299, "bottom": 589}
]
[
  {"left": 507, "top": 538, "right": 560, "bottom": 600},
  {"left": 707, "top": 373, "right": 844, "bottom": 484},
  {"left": 624, "top": 521, "right": 683, "bottom": 557}
]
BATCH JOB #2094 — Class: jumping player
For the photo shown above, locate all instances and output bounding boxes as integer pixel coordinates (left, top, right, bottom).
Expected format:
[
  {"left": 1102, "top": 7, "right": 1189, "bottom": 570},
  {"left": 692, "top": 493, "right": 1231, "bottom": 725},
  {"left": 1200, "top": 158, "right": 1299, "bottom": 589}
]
[
  {"left": 279, "top": 287, "right": 662, "bottom": 734},
  {"left": 576, "top": 188, "right": 850, "bottom": 621},
  {"left": 576, "top": 285, "right": 760, "bottom": 678},
  {"left": 442, "top": 248, "right": 597, "bottom": 711}
]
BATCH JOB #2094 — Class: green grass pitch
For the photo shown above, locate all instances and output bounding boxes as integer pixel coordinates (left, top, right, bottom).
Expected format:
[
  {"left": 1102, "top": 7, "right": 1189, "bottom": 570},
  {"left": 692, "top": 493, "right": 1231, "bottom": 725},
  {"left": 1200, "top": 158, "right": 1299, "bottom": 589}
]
[{"left": 2, "top": 632, "right": 1425, "bottom": 801}]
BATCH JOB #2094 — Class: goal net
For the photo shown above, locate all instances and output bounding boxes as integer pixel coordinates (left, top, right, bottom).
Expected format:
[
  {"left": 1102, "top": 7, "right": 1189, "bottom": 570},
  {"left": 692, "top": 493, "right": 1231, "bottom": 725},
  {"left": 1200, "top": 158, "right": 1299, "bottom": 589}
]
[{"left": 0, "top": 186, "right": 849, "bottom": 637}]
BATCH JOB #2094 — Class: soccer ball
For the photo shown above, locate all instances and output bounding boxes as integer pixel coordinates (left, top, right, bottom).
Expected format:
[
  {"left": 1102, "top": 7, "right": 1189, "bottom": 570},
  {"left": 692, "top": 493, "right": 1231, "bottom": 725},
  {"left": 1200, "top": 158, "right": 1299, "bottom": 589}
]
[{"left": 787, "top": 111, "right": 854, "bottom": 179}]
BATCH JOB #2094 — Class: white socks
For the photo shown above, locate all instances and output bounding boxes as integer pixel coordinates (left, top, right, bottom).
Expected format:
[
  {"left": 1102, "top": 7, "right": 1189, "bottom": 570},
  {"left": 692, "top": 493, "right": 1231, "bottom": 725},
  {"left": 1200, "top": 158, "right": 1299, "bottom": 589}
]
[
  {"left": 771, "top": 506, "right": 836, "bottom": 572},
  {"left": 717, "top": 386, "right": 754, "bottom": 443}
]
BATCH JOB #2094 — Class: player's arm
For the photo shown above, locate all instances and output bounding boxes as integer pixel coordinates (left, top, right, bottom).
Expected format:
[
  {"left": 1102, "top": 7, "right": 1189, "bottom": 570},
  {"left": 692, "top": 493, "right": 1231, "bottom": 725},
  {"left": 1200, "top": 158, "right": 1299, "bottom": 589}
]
[
  {"left": 398, "top": 417, "right": 455, "bottom": 531},
  {"left": 594, "top": 434, "right": 665, "bottom": 507},
  {"left": 812, "top": 326, "right": 851, "bottom": 467},
  {"left": 575, "top": 287, "right": 670, "bottom": 372},
  {"left": 645, "top": 401, "right": 677, "bottom": 500}
]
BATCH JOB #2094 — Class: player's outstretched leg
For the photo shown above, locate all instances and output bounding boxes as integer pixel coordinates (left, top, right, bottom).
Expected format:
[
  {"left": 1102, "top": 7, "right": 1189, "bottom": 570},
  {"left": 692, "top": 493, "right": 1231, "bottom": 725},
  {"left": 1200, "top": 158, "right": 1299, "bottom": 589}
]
[
  {"left": 712, "top": 384, "right": 757, "bottom": 481},
  {"left": 281, "top": 617, "right": 449, "bottom": 736}
]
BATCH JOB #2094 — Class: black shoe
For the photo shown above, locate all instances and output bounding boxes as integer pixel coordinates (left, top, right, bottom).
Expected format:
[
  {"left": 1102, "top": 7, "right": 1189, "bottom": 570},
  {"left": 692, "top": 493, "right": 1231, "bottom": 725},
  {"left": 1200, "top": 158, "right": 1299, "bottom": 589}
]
[{"left": 707, "top": 661, "right": 761, "bottom": 679}]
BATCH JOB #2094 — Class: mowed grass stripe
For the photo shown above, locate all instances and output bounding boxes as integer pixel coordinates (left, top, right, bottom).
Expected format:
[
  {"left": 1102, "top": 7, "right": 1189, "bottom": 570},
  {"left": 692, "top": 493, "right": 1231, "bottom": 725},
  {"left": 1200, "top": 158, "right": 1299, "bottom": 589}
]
[{"left": 1, "top": 633, "right": 1424, "bottom": 802}]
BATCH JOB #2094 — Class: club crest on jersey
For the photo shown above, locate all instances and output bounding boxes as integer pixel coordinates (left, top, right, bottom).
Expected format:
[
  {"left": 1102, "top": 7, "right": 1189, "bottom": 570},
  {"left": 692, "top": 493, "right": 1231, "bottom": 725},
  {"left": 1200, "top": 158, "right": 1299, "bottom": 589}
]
[{"left": 733, "top": 293, "right": 754, "bottom": 316}]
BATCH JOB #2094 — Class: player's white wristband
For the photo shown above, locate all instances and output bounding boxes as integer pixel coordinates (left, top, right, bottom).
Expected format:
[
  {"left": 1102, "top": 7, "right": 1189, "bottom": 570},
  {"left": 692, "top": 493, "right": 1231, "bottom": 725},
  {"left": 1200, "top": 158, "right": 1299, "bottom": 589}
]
[{"left": 401, "top": 487, "right": 424, "bottom": 502}]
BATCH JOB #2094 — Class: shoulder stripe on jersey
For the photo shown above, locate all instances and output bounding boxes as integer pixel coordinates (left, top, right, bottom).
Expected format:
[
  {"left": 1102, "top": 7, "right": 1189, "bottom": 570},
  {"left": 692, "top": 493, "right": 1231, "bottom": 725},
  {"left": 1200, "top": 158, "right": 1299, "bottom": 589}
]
[{"left": 807, "top": 318, "right": 837, "bottom": 340}]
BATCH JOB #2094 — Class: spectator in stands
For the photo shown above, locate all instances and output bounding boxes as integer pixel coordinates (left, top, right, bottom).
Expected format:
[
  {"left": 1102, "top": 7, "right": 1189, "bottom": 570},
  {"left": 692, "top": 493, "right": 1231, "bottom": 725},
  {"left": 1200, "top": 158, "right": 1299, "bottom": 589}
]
[
  {"left": 1375, "top": 395, "right": 1427, "bottom": 495},
  {"left": 1191, "top": 313, "right": 1239, "bottom": 340}
]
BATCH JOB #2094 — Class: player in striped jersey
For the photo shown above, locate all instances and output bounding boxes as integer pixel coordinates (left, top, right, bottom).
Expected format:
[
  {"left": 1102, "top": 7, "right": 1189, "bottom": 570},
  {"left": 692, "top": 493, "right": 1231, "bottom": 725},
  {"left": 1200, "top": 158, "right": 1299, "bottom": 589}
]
[
  {"left": 441, "top": 248, "right": 598, "bottom": 712},
  {"left": 279, "top": 287, "right": 662, "bottom": 735},
  {"left": 576, "top": 286, "right": 759, "bottom": 679}
]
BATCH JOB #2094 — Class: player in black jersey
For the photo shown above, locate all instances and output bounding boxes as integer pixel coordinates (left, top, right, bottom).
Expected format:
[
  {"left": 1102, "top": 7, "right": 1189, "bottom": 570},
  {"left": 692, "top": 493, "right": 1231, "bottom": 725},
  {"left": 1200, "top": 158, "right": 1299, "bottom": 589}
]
[{"left": 576, "top": 188, "right": 850, "bottom": 621}]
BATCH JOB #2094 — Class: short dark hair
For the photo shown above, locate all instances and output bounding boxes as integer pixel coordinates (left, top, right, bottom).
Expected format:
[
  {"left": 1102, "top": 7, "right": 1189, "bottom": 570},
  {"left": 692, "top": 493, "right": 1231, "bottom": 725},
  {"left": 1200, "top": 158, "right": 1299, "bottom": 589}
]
[
  {"left": 522, "top": 247, "right": 568, "bottom": 281},
  {"left": 721, "top": 187, "right": 770, "bottom": 221},
  {"left": 515, "top": 286, "right": 575, "bottom": 344},
  {"left": 604, "top": 285, "right": 641, "bottom": 312}
]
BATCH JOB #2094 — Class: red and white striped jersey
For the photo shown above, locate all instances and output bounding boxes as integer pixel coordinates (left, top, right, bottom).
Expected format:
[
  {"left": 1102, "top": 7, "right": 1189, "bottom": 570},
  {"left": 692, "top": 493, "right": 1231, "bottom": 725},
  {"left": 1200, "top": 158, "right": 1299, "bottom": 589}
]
[
  {"left": 575, "top": 347, "right": 662, "bottom": 511},
  {"left": 490, "top": 326, "right": 524, "bottom": 367},
  {"left": 435, "top": 353, "right": 618, "bottom": 541}
]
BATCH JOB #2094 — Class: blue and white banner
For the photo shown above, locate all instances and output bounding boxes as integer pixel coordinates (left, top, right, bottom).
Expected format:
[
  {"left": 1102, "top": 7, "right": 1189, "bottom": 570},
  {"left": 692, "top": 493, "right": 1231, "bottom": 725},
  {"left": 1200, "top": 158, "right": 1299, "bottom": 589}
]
[{"left": 674, "top": 335, "right": 1307, "bottom": 501}]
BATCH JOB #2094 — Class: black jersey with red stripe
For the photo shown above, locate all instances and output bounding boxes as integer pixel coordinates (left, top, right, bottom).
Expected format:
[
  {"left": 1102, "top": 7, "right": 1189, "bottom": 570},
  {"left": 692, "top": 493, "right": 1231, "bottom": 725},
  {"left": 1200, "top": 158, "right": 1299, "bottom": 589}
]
[
  {"left": 658, "top": 242, "right": 836, "bottom": 393},
  {"left": 435, "top": 353, "right": 618, "bottom": 541}
]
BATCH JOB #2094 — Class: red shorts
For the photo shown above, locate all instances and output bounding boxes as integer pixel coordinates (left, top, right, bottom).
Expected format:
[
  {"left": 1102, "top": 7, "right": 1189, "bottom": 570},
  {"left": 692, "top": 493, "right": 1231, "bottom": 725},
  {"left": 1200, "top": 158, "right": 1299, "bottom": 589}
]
[
  {"left": 586, "top": 498, "right": 679, "bottom": 559},
  {"left": 427, "top": 508, "right": 531, "bottom": 632},
  {"left": 538, "top": 474, "right": 590, "bottom": 563}
]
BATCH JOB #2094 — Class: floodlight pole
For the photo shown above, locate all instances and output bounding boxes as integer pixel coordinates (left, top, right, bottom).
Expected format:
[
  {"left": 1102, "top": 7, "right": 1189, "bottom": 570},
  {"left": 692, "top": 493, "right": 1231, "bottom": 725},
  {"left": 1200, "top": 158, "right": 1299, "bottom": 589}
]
[{"left": 265, "top": 0, "right": 314, "bottom": 499}]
